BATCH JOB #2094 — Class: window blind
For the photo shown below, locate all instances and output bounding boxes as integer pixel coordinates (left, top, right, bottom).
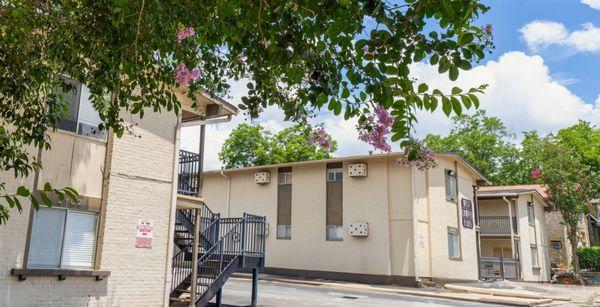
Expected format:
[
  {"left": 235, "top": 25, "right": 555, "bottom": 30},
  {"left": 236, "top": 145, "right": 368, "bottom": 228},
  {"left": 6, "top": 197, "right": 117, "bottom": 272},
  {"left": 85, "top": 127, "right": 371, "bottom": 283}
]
[
  {"left": 61, "top": 211, "right": 97, "bottom": 269},
  {"left": 28, "top": 207, "right": 67, "bottom": 268}
]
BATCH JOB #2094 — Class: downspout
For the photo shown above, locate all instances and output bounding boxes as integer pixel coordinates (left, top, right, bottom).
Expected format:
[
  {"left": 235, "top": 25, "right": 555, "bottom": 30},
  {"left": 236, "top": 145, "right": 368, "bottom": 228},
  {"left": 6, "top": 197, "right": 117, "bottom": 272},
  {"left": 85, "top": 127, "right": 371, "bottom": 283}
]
[
  {"left": 503, "top": 196, "right": 517, "bottom": 260},
  {"left": 410, "top": 165, "right": 420, "bottom": 284},
  {"left": 220, "top": 168, "right": 231, "bottom": 218},
  {"left": 163, "top": 116, "right": 181, "bottom": 306}
]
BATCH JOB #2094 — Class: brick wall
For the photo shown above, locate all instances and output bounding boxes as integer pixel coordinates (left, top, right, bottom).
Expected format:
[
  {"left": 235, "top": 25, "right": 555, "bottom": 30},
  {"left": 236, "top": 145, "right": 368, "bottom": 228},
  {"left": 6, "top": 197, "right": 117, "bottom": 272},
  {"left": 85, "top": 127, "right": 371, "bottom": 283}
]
[{"left": 0, "top": 108, "right": 178, "bottom": 306}]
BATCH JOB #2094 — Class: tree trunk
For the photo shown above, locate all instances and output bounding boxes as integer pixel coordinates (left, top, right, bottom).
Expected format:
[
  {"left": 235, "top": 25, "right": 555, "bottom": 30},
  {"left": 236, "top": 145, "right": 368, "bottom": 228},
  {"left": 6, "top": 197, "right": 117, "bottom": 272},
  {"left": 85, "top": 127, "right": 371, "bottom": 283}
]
[{"left": 569, "top": 228, "right": 580, "bottom": 278}]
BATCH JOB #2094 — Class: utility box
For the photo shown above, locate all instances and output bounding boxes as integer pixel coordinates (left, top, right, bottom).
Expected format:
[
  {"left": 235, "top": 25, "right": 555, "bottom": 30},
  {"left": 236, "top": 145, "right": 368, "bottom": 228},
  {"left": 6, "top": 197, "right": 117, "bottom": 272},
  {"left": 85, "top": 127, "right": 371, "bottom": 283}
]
[
  {"left": 348, "top": 222, "right": 368, "bottom": 237},
  {"left": 254, "top": 171, "right": 270, "bottom": 184},
  {"left": 348, "top": 163, "right": 367, "bottom": 177}
]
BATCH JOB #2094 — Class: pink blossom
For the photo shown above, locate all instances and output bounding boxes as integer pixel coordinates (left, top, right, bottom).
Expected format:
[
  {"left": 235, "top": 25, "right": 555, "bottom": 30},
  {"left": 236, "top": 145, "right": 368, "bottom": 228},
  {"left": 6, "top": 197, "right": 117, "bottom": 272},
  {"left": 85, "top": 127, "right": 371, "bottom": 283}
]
[
  {"left": 308, "top": 127, "right": 331, "bottom": 150},
  {"left": 357, "top": 106, "right": 395, "bottom": 152},
  {"left": 484, "top": 24, "right": 493, "bottom": 36},
  {"left": 174, "top": 63, "right": 201, "bottom": 87},
  {"left": 531, "top": 167, "right": 541, "bottom": 180},
  {"left": 398, "top": 139, "right": 438, "bottom": 171},
  {"left": 363, "top": 45, "right": 378, "bottom": 56},
  {"left": 177, "top": 27, "right": 195, "bottom": 43}
]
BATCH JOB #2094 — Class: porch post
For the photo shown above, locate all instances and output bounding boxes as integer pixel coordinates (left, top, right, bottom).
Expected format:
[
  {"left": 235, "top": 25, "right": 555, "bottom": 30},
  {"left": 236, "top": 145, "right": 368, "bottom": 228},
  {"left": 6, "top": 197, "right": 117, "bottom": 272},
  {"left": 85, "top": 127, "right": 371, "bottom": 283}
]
[
  {"left": 505, "top": 197, "right": 516, "bottom": 260},
  {"left": 190, "top": 209, "right": 201, "bottom": 306},
  {"left": 197, "top": 124, "right": 205, "bottom": 197},
  {"left": 251, "top": 268, "right": 259, "bottom": 307}
]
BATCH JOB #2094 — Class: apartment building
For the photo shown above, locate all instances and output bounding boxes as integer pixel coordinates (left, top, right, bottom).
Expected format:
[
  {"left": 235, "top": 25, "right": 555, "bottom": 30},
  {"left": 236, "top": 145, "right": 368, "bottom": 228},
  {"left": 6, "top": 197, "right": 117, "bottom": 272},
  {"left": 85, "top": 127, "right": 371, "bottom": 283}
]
[
  {"left": 476, "top": 185, "right": 551, "bottom": 282},
  {"left": 202, "top": 153, "right": 488, "bottom": 285},
  {"left": 0, "top": 80, "right": 264, "bottom": 306}
]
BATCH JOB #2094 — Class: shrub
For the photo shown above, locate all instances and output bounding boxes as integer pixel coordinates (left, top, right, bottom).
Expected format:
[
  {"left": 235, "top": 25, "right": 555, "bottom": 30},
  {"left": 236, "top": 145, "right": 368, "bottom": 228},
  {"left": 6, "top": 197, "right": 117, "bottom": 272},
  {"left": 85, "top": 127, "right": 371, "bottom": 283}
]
[{"left": 578, "top": 246, "right": 600, "bottom": 272}]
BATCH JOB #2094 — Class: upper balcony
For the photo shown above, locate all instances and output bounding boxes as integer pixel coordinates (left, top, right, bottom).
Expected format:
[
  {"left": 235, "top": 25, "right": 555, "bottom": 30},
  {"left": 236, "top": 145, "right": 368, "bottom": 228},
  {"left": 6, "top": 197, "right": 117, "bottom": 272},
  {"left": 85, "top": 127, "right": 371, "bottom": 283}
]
[
  {"left": 178, "top": 150, "right": 201, "bottom": 196},
  {"left": 480, "top": 216, "right": 518, "bottom": 236}
]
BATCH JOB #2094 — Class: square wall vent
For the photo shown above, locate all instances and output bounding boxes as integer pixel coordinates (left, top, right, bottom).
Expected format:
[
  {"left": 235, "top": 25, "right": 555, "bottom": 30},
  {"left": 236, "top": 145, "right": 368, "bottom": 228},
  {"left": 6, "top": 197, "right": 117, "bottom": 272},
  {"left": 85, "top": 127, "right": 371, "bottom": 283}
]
[
  {"left": 254, "top": 171, "right": 270, "bottom": 184},
  {"left": 348, "top": 163, "right": 367, "bottom": 177},
  {"left": 349, "top": 222, "right": 369, "bottom": 237}
]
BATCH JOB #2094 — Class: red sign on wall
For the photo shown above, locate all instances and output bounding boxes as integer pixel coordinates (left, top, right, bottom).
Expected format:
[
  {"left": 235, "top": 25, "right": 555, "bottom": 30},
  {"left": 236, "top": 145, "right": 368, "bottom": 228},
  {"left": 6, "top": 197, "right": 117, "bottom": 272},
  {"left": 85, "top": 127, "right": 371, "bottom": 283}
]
[{"left": 136, "top": 218, "right": 154, "bottom": 248}]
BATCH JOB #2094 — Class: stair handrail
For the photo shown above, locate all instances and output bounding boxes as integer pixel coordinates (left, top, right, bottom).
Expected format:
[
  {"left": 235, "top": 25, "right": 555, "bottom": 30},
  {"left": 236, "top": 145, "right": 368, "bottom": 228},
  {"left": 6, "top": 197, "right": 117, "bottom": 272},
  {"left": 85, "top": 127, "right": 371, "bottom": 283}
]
[{"left": 170, "top": 239, "right": 194, "bottom": 293}]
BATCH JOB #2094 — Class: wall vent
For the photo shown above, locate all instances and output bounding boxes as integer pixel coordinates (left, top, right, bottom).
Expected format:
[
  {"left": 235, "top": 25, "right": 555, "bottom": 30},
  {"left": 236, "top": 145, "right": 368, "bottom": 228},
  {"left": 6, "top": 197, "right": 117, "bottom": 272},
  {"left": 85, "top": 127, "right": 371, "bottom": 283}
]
[
  {"left": 254, "top": 171, "right": 270, "bottom": 184},
  {"left": 348, "top": 163, "right": 367, "bottom": 177},
  {"left": 348, "top": 222, "right": 368, "bottom": 237}
]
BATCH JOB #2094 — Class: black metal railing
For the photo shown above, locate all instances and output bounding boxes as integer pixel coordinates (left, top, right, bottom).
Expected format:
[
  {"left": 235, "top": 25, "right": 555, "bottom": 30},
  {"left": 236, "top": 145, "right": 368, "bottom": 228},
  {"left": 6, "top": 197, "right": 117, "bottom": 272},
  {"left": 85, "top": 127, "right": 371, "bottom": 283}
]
[
  {"left": 480, "top": 216, "right": 518, "bottom": 235},
  {"left": 170, "top": 204, "right": 266, "bottom": 305},
  {"left": 171, "top": 205, "right": 220, "bottom": 294},
  {"left": 178, "top": 150, "right": 201, "bottom": 195},
  {"left": 480, "top": 257, "right": 520, "bottom": 279}
]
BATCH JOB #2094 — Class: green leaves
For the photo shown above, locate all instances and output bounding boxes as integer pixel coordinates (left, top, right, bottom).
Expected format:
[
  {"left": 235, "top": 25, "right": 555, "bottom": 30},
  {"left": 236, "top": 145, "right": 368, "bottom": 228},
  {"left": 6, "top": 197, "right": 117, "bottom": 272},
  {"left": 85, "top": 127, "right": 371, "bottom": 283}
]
[{"left": 0, "top": 0, "right": 492, "bottom": 223}]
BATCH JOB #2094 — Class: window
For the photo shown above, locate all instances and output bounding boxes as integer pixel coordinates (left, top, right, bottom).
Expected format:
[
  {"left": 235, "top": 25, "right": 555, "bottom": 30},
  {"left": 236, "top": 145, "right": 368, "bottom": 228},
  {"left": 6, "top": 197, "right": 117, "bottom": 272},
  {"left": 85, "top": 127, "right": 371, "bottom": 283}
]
[
  {"left": 54, "top": 78, "right": 106, "bottom": 140},
  {"left": 277, "top": 167, "right": 292, "bottom": 239},
  {"left": 447, "top": 227, "right": 461, "bottom": 259},
  {"left": 326, "top": 163, "right": 343, "bottom": 241},
  {"left": 28, "top": 207, "right": 98, "bottom": 269},
  {"left": 551, "top": 241, "right": 562, "bottom": 249},
  {"left": 445, "top": 169, "right": 457, "bottom": 202},
  {"left": 530, "top": 244, "right": 539, "bottom": 268},
  {"left": 527, "top": 202, "right": 535, "bottom": 226}
]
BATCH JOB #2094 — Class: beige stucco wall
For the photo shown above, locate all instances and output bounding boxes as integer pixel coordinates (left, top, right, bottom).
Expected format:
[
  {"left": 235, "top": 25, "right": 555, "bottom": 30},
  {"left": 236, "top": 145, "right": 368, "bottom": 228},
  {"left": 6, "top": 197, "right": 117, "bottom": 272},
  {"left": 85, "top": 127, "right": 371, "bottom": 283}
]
[
  {"left": 425, "top": 158, "right": 479, "bottom": 281},
  {"left": 203, "top": 155, "right": 481, "bottom": 281},
  {"left": 0, "top": 108, "right": 179, "bottom": 306},
  {"left": 515, "top": 194, "right": 551, "bottom": 282}
]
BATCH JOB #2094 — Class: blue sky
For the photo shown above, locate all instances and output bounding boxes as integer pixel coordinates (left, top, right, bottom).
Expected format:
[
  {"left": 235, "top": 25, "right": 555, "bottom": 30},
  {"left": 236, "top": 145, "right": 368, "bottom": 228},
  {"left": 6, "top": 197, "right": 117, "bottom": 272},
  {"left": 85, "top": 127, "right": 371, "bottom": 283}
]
[
  {"left": 479, "top": 0, "right": 600, "bottom": 103},
  {"left": 183, "top": 0, "right": 600, "bottom": 170}
]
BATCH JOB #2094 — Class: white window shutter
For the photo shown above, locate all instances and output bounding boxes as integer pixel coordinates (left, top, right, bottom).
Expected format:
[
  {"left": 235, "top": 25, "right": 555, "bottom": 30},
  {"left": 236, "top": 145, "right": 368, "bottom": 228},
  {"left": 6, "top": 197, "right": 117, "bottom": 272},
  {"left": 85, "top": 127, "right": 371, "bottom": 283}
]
[
  {"left": 61, "top": 211, "right": 97, "bottom": 269},
  {"left": 28, "top": 207, "right": 66, "bottom": 268}
]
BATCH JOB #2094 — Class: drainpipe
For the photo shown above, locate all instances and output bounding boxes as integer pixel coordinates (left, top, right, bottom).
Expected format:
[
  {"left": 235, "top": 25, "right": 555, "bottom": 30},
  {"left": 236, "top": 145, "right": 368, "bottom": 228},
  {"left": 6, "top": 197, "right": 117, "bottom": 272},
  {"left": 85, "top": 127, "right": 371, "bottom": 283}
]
[
  {"left": 503, "top": 196, "right": 516, "bottom": 260},
  {"left": 164, "top": 116, "right": 182, "bottom": 306},
  {"left": 410, "top": 165, "right": 420, "bottom": 284},
  {"left": 220, "top": 168, "right": 231, "bottom": 218}
]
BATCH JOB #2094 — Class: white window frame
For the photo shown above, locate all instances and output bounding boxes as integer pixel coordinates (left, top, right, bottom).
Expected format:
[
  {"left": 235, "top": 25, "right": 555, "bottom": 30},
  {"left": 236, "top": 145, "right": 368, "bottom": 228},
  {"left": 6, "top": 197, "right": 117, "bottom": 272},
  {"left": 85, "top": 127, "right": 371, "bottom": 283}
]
[
  {"left": 527, "top": 202, "right": 535, "bottom": 226},
  {"left": 278, "top": 172, "right": 292, "bottom": 185},
  {"left": 27, "top": 207, "right": 99, "bottom": 270},
  {"left": 54, "top": 77, "right": 107, "bottom": 141},
  {"left": 326, "top": 168, "right": 343, "bottom": 182},
  {"left": 530, "top": 244, "right": 539, "bottom": 268},
  {"left": 445, "top": 169, "right": 457, "bottom": 202},
  {"left": 447, "top": 226, "right": 461, "bottom": 259}
]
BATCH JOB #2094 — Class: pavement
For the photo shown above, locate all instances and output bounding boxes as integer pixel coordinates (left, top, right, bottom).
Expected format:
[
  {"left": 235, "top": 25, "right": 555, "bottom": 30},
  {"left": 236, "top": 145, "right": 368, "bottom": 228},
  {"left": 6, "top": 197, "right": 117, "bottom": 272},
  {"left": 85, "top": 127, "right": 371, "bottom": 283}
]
[
  {"left": 223, "top": 273, "right": 600, "bottom": 306},
  {"left": 215, "top": 277, "right": 501, "bottom": 306}
]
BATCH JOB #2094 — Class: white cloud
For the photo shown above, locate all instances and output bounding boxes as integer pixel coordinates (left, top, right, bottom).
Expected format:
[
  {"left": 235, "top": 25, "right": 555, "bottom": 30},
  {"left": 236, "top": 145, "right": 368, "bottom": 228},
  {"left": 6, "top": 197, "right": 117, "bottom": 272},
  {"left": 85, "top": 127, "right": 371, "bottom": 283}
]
[
  {"left": 519, "top": 21, "right": 568, "bottom": 51},
  {"left": 520, "top": 20, "right": 600, "bottom": 53},
  {"left": 582, "top": 0, "right": 600, "bottom": 10},
  {"left": 411, "top": 51, "right": 599, "bottom": 137},
  {"left": 185, "top": 52, "right": 599, "bottom": 171}
]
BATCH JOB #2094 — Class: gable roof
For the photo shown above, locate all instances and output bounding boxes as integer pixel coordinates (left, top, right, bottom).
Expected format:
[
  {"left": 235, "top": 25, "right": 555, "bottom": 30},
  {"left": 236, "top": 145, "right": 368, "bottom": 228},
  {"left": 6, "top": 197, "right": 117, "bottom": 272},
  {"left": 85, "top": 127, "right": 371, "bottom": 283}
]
[{"left": 477, "top": 184, "right": 551, "bottom": 206}]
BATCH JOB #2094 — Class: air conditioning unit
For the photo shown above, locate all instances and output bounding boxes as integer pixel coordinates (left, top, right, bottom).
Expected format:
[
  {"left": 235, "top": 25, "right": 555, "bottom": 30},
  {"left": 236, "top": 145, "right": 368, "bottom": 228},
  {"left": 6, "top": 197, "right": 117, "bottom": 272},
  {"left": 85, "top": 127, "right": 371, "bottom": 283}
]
[
  {"left": 348, "top": 163, "right": 367, "bottom": 177},
  {"left": 254, "top": 171, "right": 270, "bottom": 184},
  {"left": 348, "top": 222, "right": 368, "bottom": 237}
]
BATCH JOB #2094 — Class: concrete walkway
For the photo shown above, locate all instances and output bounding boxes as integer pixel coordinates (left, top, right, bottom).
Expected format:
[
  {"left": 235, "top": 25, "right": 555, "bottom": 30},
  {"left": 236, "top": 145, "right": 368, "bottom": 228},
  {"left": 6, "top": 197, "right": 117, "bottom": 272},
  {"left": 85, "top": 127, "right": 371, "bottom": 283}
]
[
  {"left": 232, "top": 273, "right": 593, "bottom": 306},
  {"left": 446, "top": 280, "right": 600, "bottom": 306}
]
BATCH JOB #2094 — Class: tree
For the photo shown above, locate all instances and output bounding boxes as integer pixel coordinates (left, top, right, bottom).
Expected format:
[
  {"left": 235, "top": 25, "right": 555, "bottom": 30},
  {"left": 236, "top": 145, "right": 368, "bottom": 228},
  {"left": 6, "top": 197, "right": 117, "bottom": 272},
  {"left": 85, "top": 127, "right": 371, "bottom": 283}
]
[
  {"left": 219, "top": 124, "right": 336, "bottom": 168},
  {"left": 423, "top": 110, "right": 520, "bottom": 185},
  {"left": 270, "top": 125, "right": 337, "bottom": 164},
  {"left": 533, "top": 139, "right": 600, "bottom": 279},
  {"left": 555, "top": 121, "right": 600, "bottom": 173},
  {"left": 219, "top": 124, "right": 272, "bottom": 169},
  {"left": 1, "top": 1, "right": 492, "bottom": 223}
]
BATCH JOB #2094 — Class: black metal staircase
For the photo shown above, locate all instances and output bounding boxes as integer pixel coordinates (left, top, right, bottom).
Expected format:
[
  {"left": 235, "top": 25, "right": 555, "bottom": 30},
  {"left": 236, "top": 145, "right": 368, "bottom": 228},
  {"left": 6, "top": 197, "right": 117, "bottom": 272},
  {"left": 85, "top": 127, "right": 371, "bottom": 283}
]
[{"left": 170, "top": 205, "right": 266, "bottom": 306}]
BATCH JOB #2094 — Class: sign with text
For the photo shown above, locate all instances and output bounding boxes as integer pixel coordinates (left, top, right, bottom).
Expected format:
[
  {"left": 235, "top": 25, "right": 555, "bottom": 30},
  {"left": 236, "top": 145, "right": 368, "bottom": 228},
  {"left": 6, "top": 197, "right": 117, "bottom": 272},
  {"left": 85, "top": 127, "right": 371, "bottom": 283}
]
[
  {"left": 136, "top": 218, "right": 154, "bottom": 248},
  {"left": 461, "top": 198, "right": 474, "bottom": 229}
]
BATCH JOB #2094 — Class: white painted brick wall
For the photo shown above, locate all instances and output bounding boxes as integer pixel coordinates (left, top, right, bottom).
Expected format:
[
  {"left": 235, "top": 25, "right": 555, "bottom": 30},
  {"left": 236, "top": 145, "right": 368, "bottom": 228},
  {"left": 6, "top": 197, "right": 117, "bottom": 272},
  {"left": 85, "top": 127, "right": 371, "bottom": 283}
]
[{"left": 0, "top": 109, "right": 178, "bottom": 306}]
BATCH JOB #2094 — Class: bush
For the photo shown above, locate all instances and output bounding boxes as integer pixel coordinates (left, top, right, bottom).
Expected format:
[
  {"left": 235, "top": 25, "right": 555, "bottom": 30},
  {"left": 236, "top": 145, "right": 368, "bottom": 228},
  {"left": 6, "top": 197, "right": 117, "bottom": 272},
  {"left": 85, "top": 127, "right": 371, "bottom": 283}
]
[{"left": 578, "top": 246, "right": 600, "bottom": 272}]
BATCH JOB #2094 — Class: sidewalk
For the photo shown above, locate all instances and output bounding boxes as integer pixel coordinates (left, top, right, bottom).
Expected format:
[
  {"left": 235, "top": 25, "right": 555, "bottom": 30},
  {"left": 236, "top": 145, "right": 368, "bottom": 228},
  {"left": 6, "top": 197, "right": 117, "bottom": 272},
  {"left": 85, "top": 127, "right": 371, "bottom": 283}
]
[{"left": 231, "top": 273, "right": 597, "bottom": 306}]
